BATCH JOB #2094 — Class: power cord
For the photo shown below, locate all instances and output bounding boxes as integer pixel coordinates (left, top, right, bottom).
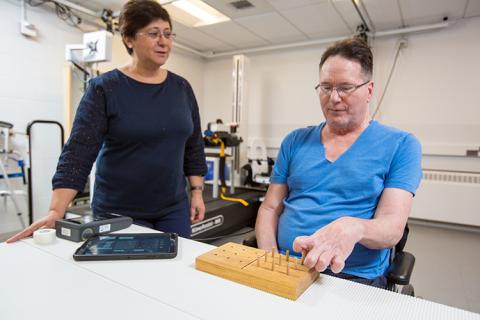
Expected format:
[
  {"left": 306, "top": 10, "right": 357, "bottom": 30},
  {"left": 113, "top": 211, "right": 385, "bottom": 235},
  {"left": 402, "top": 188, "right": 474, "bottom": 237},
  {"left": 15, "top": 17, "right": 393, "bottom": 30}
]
[
  {"left": 27, "top": 0, "right": 82, "bottom": 27},
  {"left": 372, "top": 38, "right": 408, "bottom": 119}
]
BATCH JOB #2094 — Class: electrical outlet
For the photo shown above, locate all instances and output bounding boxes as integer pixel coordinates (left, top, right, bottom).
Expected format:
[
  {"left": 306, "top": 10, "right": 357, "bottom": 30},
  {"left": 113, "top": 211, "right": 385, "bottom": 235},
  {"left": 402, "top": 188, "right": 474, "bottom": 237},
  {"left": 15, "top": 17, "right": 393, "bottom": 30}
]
[
  {"left": 399, "top": 37, "right": 408, "bottom": 49},
  {"left": 20, "top": 20, "right": 37, "bottom": 38},
  {"left": 466, "top": 150, "right": 479, "bottom": 157}
]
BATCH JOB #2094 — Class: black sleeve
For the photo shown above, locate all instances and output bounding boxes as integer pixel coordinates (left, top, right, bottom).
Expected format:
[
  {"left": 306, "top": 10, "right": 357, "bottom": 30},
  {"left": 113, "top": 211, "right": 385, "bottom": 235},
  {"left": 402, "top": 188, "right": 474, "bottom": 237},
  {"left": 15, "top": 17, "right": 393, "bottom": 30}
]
[
  {"left": 52, "top": 78, "right": 108, "bottom": 191},
  {"left": 183, "top": 81, "right": 207, "bottom": 177}
]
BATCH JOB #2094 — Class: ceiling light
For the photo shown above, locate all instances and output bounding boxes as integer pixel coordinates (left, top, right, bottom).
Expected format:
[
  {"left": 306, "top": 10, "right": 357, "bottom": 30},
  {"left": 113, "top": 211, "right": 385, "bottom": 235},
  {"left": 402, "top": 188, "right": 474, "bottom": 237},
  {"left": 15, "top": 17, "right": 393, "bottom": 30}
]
[{"left": 163, "top": 0, "right": 230, "bottom": 27}]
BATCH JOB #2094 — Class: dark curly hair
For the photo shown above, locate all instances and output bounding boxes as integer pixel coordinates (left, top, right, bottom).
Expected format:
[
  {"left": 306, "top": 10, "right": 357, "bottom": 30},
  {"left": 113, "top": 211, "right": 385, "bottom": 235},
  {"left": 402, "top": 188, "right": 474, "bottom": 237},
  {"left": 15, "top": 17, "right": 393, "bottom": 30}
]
[{"left": 119, "top": 0, "right": 172, "bottom": 55}]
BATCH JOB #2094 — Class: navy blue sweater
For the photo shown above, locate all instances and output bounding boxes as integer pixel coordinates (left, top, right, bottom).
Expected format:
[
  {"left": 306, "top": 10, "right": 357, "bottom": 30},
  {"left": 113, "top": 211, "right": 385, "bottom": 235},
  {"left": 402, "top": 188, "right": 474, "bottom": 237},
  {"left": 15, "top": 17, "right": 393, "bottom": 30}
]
[{"left": 52, "top": 69, "right": 207, "bottom": 217}]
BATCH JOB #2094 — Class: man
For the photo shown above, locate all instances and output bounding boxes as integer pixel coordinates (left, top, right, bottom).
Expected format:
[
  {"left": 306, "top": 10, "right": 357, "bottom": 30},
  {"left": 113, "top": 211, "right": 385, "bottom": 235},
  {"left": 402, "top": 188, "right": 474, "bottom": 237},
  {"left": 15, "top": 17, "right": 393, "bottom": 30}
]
[{"left": 255, "top": 37, "right": 422, "bottom": 288}]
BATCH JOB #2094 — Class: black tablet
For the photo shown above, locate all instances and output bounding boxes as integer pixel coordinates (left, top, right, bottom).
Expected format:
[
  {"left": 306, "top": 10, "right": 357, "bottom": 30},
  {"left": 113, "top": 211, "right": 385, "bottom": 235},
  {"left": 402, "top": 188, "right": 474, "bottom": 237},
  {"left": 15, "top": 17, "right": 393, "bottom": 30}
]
[{"left": 73, "top": 233, "right": 178, "bottom": 261}]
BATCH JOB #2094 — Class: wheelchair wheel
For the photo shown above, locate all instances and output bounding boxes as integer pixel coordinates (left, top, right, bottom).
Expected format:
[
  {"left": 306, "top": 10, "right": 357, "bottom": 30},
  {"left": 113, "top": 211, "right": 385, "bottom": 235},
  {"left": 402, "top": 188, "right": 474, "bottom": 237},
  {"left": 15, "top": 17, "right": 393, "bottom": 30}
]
[{"left": 401, "top": 284, "right": 415, "bottom": 296}]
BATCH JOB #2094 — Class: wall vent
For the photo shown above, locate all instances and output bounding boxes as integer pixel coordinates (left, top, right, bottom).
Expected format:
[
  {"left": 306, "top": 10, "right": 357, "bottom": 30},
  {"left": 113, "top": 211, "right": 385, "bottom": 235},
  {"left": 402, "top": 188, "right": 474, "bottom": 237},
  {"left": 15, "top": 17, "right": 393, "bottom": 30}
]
[
  {"left": 422, "top": 171, "right": 480, "bottom": 184},
  {"left": 411, "top": 170, "right": 480, "bottom": 227},
  {"left": 230, "top": 0, "right": 254, "bottom": 10}
]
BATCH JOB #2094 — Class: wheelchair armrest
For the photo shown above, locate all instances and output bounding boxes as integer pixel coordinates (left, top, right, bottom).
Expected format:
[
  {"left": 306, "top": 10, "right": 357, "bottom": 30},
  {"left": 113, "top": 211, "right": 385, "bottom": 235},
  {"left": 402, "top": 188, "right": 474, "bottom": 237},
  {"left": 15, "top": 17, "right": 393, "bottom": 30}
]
[
  {"left": 386, "top": 251, "right": 415, "bottom": 286},
  {"left": 243, "top": 235, "right": 258, "bottom": 248}
]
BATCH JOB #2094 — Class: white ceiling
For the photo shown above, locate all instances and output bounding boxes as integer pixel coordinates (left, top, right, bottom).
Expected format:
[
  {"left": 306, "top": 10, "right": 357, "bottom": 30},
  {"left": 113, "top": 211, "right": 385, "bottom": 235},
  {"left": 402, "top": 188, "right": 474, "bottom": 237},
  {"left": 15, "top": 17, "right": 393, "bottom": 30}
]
[{"left": 68, "top": 0, "right": 480, "bottom": 53}]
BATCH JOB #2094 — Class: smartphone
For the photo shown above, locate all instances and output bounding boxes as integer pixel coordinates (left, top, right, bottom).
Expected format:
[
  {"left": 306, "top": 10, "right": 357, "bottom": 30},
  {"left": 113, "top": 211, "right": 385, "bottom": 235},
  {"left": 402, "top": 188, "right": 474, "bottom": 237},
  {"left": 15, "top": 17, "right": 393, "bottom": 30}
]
[{"left": 73, "top": 233, "right": 178, "bottom": 261}]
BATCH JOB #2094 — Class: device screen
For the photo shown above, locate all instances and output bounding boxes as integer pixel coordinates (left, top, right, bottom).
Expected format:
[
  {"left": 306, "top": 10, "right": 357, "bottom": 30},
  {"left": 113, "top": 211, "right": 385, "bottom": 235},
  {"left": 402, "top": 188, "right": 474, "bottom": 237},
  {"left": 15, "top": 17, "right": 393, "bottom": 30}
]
[
  {"left": 78, "top": 233, "right": 176, "bottom": 256},
  {"left": 65, "top": 213, "right": 123, "bottom": 225},
  {"left": 66, "top": 216, "right": 95, "bottom": 224}
]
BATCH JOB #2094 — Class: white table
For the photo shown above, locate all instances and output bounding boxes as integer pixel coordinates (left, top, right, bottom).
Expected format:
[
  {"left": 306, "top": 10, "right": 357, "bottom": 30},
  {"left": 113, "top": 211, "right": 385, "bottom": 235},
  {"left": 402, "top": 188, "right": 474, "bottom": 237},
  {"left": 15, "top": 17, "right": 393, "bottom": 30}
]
[{"left": 1, "top": 225, "right": 478, "bottom": 320}]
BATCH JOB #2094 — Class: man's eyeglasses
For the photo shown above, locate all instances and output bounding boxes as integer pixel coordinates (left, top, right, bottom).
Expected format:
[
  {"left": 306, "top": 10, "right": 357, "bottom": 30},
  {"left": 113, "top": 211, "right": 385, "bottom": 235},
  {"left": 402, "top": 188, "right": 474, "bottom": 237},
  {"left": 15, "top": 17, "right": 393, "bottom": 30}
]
[
  {"left": 315, "top": 80, "right": 370, "bottom": 97},
  {"left": 137, "top": 30, "right": 176, "bottom": 40}
]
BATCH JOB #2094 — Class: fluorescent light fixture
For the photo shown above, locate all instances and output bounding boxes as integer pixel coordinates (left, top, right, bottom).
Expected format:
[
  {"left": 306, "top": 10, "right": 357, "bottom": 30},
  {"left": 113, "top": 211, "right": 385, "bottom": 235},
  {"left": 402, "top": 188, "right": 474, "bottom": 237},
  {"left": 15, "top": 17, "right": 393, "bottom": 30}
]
[{"left": 164, "top": 0, "right": 230, "bottom": 27}]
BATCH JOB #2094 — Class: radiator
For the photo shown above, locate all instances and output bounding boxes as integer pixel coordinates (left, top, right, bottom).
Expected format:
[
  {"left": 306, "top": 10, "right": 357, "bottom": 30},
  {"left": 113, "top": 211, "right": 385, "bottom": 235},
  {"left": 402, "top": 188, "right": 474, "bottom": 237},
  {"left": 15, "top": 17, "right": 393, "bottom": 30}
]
[{"left": 410, "top": 170, "right": 480, "bottom": 227}]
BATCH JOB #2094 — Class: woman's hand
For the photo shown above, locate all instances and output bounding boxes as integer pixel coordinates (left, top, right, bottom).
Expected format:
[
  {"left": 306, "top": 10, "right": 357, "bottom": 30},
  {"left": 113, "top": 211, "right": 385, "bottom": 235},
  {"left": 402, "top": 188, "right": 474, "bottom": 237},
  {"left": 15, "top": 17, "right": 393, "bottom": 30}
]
[
  {"left": 190, "top": 191, "right": 205, "bottom": 224},
  {"left": 6, "top": 210, "right": 64, "bottom": 243}
]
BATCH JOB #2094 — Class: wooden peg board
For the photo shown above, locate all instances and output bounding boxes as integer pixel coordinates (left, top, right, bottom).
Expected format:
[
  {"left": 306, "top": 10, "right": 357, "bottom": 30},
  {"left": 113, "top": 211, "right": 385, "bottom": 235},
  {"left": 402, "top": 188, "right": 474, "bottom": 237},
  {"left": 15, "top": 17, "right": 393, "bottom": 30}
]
[{"left": 195, "top": 242, "right": 319, "bottom": 300}]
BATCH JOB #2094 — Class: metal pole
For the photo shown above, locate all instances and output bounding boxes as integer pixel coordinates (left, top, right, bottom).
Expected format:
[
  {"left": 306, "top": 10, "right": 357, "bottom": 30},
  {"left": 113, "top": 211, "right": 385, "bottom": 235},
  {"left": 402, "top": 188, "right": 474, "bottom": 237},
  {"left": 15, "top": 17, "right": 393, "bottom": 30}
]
[{"left": 26, "top": 120, "right": 64, "bottom": 224}]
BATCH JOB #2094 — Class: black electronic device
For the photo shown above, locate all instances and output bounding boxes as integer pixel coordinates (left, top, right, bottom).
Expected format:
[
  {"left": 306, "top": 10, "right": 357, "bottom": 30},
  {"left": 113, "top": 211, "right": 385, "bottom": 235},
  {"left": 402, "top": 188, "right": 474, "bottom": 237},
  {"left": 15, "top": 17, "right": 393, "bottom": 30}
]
[
  {"left": 73, "top": 233, "right": 178, "bottom": 261},
  {"left": 55, "top": 213, "right": 132, "bottom": 242},
  {"left": 204, "top": 131, "right": 243, "bottom": 147}
]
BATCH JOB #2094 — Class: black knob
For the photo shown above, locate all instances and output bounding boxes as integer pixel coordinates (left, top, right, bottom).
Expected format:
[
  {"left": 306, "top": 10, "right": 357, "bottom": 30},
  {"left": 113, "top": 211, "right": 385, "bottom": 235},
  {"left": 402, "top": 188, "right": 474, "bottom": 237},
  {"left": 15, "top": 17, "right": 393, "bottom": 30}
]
[{"left": 81, "top": 228, "right": 95, "bottom": 240}]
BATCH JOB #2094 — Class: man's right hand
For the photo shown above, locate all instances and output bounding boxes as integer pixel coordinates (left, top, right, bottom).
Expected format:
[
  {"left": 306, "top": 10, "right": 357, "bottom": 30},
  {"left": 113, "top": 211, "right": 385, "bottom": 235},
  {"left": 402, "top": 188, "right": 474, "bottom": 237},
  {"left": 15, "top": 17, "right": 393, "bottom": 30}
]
[
  {"left": 292, "top": 216, "right": 364, "bottom": 273},
  {"left": 6, "top": 210, "right": 64, "bottom": 243}
]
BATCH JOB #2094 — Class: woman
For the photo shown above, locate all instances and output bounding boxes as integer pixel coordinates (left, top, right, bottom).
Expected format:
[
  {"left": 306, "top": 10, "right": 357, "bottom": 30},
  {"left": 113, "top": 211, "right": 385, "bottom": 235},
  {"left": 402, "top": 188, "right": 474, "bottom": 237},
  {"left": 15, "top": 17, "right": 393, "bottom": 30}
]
[{"left": 7, "top": 0, "right": 206, "bottom": 242}]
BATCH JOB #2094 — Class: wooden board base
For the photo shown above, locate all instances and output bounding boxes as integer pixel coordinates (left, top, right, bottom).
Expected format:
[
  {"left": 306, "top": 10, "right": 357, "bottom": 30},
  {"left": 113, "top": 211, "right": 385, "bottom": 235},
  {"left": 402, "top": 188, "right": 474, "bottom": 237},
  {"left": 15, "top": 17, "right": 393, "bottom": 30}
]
[{"left": 195, "top": 242, "right": 319, "bottom": 300}]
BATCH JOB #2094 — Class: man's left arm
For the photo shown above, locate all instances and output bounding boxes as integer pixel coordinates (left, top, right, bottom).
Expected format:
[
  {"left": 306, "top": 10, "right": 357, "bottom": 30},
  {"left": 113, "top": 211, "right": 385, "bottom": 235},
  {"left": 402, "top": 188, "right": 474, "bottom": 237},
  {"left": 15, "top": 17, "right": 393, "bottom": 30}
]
[{"left": 357, "top": 188, "right": 413, "bottom": 249}]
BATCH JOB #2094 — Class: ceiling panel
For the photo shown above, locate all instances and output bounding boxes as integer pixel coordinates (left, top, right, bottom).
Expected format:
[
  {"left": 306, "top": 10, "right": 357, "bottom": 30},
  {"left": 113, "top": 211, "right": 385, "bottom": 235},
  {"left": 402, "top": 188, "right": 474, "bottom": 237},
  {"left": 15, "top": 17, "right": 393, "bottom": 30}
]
[
  {"left": 464, "top": 0, "right": 480, "bottom": 18},
  {"left": 174, "top": 28, "right": 234, "bottom": 52},
  {"left": 362, "top": 0, "right": 403, "bottom": 30},
  {"left": 236, "top": 12, "right": 308, "bottom": 43},
  {"left": 47, "top": 0, "right": 480, "bottom": 54},
  {"left": 174, "top": 37, "right": 210, "bottom": 52},
  {"left": 198, "top": 20, "right": 269, "bottom": 48},
  {"left": 172, "top": 20, "right": 189, "bottom": 32},
  {"left": 202, "top": 0, "right": 275, "bottom": 19},
  {"left": 280, "top": 2, "right": 351, "bottom": 38},
  {"left": 265, "top": 0, "right": 328, "bottom": 11},
  {"left": 399, "top": 0, "right": 468, "bottom": 26},
  {"left": 330, "top": 0, "right": 363, "bottom": 33}
]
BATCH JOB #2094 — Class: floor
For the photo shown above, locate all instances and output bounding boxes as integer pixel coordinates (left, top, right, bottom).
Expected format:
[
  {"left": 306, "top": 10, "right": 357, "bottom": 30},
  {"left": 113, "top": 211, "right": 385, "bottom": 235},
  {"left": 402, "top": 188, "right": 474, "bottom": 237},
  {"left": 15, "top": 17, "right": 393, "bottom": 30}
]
[
  {"left": 0, "top": 191, "right": 28, "bottom": 237},
  {"left": 1, "top": 198, "right": 479, "bottom": 314}
]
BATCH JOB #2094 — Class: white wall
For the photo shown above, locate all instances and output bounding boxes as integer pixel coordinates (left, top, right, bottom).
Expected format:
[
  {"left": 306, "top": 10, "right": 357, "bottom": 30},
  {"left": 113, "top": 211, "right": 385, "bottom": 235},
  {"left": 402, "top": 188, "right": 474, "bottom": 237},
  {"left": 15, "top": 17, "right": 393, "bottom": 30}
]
[
  {"left": 371, "top": 18, "right": 480, "bottom": 156},
  {"left": 202, "top": 17, "right": 480, "bottom": 161},
  {"left": 0, "top": 0, "right": 83, "bottom": 133},
  {"left": 0, "top": 1, "right": 86, "bottom": 230},
  {"left": 201, "top": 17, "right": 480, "bottom": 226},
  {"left": 2, "top": 0, "right": 479, "bottom": 228},
  {"left": 203, "top": 47, "right": 325, "bottom": 152},
  {"left": 0, "top": 0, "right": 205, "bottom": 230},
  {"left": 0, "top": 1, "right": 205, "bottom": 139},
  {"left": 7, "top": 2, "right": 477, "bottom": 167}
]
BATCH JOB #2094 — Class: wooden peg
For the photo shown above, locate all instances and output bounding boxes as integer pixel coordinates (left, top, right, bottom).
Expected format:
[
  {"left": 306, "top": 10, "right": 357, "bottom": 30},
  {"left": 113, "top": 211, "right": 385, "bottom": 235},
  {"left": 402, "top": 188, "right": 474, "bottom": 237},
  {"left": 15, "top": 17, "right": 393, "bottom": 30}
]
[
  {"left": 271, "top": 256, "right": 275, "bottom": 271},
  {"left": 295, "top": 257, "right": 298, "bottom": 270},
  {"left": 300, "top": 250, "right": 306, "bottom": 265},
  {"left": 286, "top": 250, "right": 290, "bottom": 263},
  {"left": 286, "top": 260, "right": 290, "bottom": 275}
]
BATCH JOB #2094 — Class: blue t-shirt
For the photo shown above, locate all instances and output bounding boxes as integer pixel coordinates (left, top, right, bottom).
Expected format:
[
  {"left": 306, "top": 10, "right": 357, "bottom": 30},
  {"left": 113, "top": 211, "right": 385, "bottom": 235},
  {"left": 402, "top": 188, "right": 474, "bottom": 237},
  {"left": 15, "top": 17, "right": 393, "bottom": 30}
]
[{"left": 270, "top": 120, "right": 422, "bottom": 279}]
